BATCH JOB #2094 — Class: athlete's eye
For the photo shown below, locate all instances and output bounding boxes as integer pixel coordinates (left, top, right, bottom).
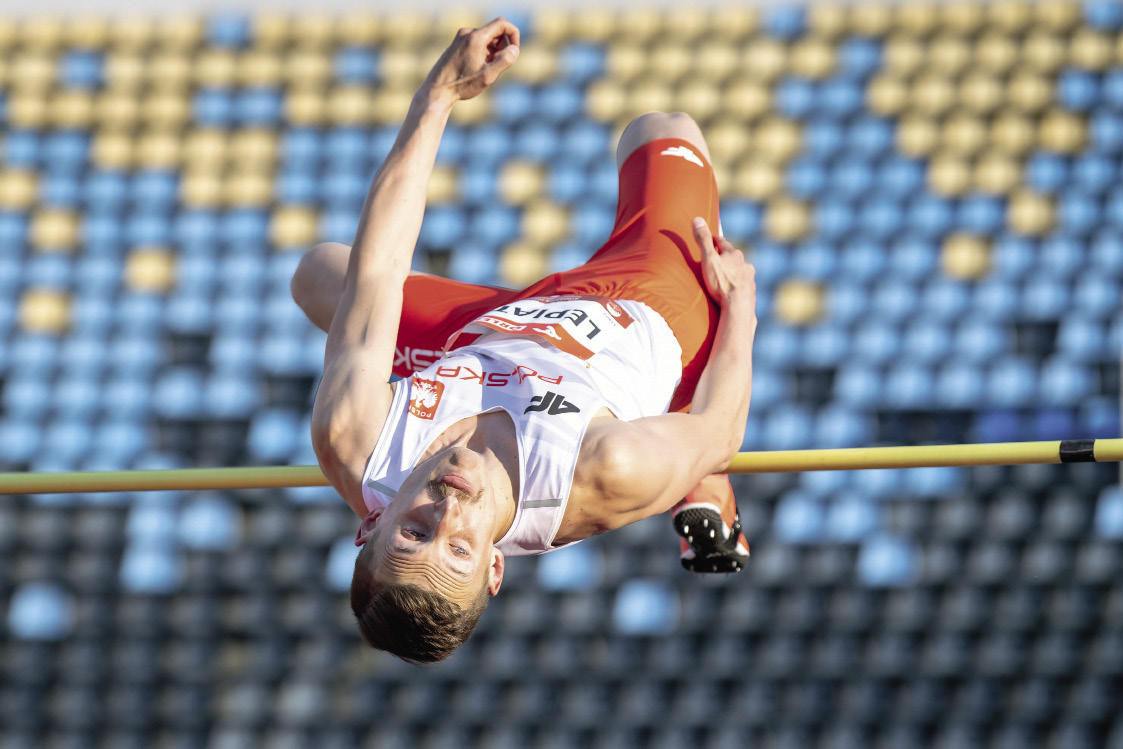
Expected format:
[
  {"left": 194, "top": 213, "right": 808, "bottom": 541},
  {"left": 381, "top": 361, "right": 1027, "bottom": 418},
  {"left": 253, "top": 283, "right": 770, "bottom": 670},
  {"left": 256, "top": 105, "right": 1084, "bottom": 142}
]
[
  {"left": 405, "top": 529, "right": 424, "bottom": 539},
  {"left": 453, "top": 546, "right": 469, "bottom": 556}
]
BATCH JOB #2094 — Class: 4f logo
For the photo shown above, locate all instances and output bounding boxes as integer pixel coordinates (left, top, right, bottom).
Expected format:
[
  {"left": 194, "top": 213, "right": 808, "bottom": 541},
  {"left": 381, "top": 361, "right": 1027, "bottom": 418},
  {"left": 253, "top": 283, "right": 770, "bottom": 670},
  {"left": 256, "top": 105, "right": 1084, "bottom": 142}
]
[{"left": 524, "top": 391, "right": 581, "bottom": 416}]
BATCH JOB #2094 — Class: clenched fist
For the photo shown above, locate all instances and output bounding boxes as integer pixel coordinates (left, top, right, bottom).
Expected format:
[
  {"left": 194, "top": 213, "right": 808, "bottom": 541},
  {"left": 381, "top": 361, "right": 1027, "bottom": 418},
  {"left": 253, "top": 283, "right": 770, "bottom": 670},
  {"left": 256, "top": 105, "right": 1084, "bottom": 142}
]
[{"left": 422, "top": 18, "right": 520, "bottom": 106}]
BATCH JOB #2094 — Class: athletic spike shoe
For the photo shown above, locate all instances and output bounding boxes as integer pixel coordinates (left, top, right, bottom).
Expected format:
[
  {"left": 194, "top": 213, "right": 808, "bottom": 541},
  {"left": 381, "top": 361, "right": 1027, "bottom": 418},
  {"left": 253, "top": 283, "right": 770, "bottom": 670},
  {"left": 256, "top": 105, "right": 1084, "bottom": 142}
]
[{"left": 671, "top": 475, "right": 751, "bottom": 574}]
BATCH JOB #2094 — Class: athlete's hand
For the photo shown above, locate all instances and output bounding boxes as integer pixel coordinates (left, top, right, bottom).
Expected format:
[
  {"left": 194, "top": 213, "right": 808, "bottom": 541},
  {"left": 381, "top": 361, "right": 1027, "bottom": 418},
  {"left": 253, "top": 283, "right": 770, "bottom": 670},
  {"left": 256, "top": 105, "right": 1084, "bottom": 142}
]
[
  {"left": 693, "top": 217, "right": 757, "bottom": 319},
  {"left": 422, "top": 18, "right": 520, "bottom": 106}
]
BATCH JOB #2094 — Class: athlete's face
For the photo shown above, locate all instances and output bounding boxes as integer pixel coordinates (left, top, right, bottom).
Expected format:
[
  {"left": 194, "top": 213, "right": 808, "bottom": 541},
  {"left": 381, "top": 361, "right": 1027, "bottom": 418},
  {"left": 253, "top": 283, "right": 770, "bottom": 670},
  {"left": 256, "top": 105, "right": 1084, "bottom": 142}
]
[{"left": 356, "top": 447, "right": 506, "bottom": 605}]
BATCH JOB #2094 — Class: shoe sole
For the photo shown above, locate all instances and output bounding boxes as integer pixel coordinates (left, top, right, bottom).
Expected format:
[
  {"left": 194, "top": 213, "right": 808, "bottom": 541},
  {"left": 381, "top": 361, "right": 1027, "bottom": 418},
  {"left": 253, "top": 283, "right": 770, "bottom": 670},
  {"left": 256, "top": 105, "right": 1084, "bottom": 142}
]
[{"left": 672, "top": 505, "right": 748, "bottom": 574}]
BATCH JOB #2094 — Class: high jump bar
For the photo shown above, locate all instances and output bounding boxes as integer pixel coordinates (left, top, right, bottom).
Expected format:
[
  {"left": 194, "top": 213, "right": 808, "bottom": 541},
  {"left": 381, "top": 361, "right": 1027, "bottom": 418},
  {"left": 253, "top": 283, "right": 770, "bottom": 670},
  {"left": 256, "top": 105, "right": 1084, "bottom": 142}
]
[{"left": 0, "top": 438, "right": 1118, "bottom": 495}]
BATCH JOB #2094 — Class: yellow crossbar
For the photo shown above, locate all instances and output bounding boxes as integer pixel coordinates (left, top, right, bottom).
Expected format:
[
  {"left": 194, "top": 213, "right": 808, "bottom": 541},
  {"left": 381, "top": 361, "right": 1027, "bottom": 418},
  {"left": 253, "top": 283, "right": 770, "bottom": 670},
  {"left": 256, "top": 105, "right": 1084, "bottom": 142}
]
[{"left": 0, "top": 439, "right": 1117, "bottom": 495}]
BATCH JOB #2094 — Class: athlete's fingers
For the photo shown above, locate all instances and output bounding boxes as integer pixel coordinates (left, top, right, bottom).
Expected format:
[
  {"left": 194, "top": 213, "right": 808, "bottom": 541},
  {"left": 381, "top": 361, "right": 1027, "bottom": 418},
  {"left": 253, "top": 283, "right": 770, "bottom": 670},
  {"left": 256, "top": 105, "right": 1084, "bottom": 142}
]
[
  {"left": 479, "top": 17, "right": 521, "bottom": 49},
  {"left": 692, "top": 217, "right": 718, "bottom": 256}
]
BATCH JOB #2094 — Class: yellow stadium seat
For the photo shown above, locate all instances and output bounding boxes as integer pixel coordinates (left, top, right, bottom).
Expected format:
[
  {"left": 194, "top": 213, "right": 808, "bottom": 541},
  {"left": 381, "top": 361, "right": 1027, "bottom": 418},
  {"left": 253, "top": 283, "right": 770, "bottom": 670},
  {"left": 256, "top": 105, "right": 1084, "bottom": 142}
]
[
  {"left": 143, "top": 93, "right": 190, "bottom": 129},
  {"left": 0, "top": 171, "right": 38, "bottom": 210},
  {"left": 533, "top": 9, "right": 572, "bottom": 45},
  {"left": 753, "top": 118, "right": 801, "bottom": 164},
  {"left": 195, "top": 49, "right": 238, "bottom": 88},
  {"left": 20, "top": 290, "right": 69, "bottom": 334},
  {"left": 960, "top": 73, "right": 1003, "bottom": 115},
  {"left": 628, "top": 79, "right": 673, "bottom": 118},
  {"left": 0, "top": 59, "right": 8, "bottom": 88},
  {"left": 731, "top": 160, "right": 782, "bottom": 201},
  {"left": 105, "top": 52, "right": 145, "bottom": 90},
  {"left": 1022, "top": 31, "right": 1066, "bottom": 74},
  {"left": 704, "top": 120, "right": 751, "bottom": 164},
  {"left": 765, "top": 198, "right": 811, "bottom": 243},
  {"left": 712, "top": 162, "right": 732, "bottom": 197},
  {"left": 522, "top": 201, "right": 570, "bottom": 246},
  {"left": 722, "top": 80, "right": 771, "bottom": 121},
  {"left": 20, "top": 17, "right": 63, "bottom": 50},
  {"left": 1008, "top": 72, "right": 1052, "bottom": 113},
  {"left": 239, "top": 49, "right": 285, "bottom": 87},
  {"left": 125, "top": 250, "right": 176, "bottom": 293},
  {"left": 975, "top": 33, "right": 1018, "bottom": 74},
  {"left": 431, "top": 11, "right": 484, "bottom": 41},
  {"left": 883, "top": 37, "right": 926, "bottom": 76},
  {"left": 31, "top": 210, "right": 79, "bottom": 250},
  {"left": 336, "top": 13, "right": 380, "bottom": 46},
  {"left": 66, "top": 18, "right": 109, "bottom": 48},
  {"left": 449, "top": 93, "right": 489, "bottom": 125},
  {"left": 929, "top": 35, "right": 972, "bottom": 76},
  {"left": 285, "top": 49, "right": 332, "bottom": 88},
  {"left": 499, "top": 161, "right": 544, "bottom": 205},
  {"left": 862, "top": 76, "right": 907, "bottom": 117},
  {"left": 707, "top": 6, "right": 757, "bottom": 40},
  {"left": 0, "top": 18, "right": 15, "bottom": 50},
  {"left": 370, "top": 87, "right": 414, "bottom": 126},
  {"left": 568, "top": 7, "right": 618, "bottom": 42},
  {"left": 330, "top": 86, "right": 375, "bottom": 127},
  {"left": 500, "top": 243, "right": 547, "bottom": 288},
  {"left": 92, "top": 132, "right": 133, "bottom": 169},
  {"left": 990, "top": 113, "right": 1035, "bottom": 155},
  {"left": 1008, "top": 190, "right": 1055, "bottom": 236},
  {"left": 1039, "top": 109, "right": 1086, "bottom": 153},
  {"left": 808, "top": 4, "right": 848, "bottom": 38},
  {"left": 51, "top": 91, "right": 95, "bottom": 129},
  {"left": 897, "top": 115, "right": 939, "bottom": 157},
  {"left": 255, "top": 14, "right": 291, "bottom": 47},
  {"left": 987, "top": 0, "right": 1032, "bottom": 33},
  {"left": 789, "top": 38, "right": 836, "bottom": 79},
  {"left": 271, "top": 207, "right": 321, "bottom": 248},
  {"left": 850, "top": 3, "right": 893, "bottom": 37},
  {"left": 11, "top": 54, "right": 55, "bottom": 92},
  {"left": 943, "top": 113, "right": 987, "bottom": 157},
  {"left": 774, "top": 279, "right": 824, "bottom": 325},
  {"left": 8, "top": 94, "right": 48, "bottom": 129},
  {"left": 148, "top": 53, "right": 192, "bottom": 92},
  {"left": 378, "top": 46, "right": 423, "bottom": 86},
  {"left": 225, "top": 173, "right": 273, "bottom": 207},
  {"left": 928, "top": 153, "right": 972, "bottom": 196},
  {"left": 940, "top": 1, "right": 985, "bottom": 35},
  {"left": 1114, "top": 36, "right": 1123, "bottom": 67},
  {"left": 695, "top": 45, "right": 740, "bottom": 83},
  {"left": 285, "top": 90, "right": 327, "bottom": 127},
  {"left": 379, "top": 12, "right": 429, "bottom": 45},
  {"left": 1070, "top": 29, "right": 1113, "bottom": 70},
  {"left": 586, "top": 80, "right": 625, "bottom": 122},
  {"left": 1033, "top": 0, "right": 1080, "bottom": 31},
  {"left": 607, "top": 44, "right": 646, "bottom": 83},
  {"left": 650, "top": 45, "right": 692, "bottom": 84},
  {"left": 973, "top": 154, "right": 1021, "bottom": 195},
  {"left": 153, "top": 17, "right": 202, "bottom": 49},
  {"left": 181, "top": 172, "right": 224, "bottom": 207},
  {"left": 292, "top": 14, "right": 336, "bottom": 47},
  {"left": 894, "top": 3, "right": 938, "bottom": 36},
  {"left": 184, "top": 130, "right": 227, "bottom": 169},
  {"left": 109, "top": 17, "right": 154, "bottom": 50},
  {"left": 506, "top": 45, "right": 557, "bottom": 84},
  {"left": 137, "top": 131, "right": 182, "bottom": 169},
  {"left": 741, "top": 38, "right": 787, "bottom": 82},
  {"left": 675, "top": 82, "right": 721, "bottom": 123},
  {"left": 663, "top": 7, "right": 708, "bottom": 42},
  {"left": 427, "top": 166, "right": 459, "bottom": 204},
  {"left": 911, "top": 75, "right": 956, "bottom": 117},
  {"left": 230, "top": 130, "right": 277, "bottom": 170},
  {"left": 941, "top": 234, "right": 990, "bottom": 280},
  {"left": 615, "top": 7, "right": 663, "bottom": 43}
]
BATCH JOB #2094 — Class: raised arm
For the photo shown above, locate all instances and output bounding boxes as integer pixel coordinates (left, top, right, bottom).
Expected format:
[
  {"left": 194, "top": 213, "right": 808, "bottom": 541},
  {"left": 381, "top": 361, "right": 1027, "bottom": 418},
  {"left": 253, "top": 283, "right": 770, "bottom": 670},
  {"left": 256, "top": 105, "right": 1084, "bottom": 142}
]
[
  {"left": 588, "top": 218, "right": 758, "bottom": 529},
  {"left": 311, "top": 20, "right": 520, "bottom": 516}
]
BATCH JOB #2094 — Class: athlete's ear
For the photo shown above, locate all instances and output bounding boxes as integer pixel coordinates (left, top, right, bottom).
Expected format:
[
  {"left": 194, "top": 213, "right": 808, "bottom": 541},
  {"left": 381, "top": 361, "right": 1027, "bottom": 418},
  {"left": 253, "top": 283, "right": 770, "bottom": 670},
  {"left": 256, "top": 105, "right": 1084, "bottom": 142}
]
[
  {"left": 487, "top": 549, "right": 505, "bottom": 596},
  {"left": 354, "top": 508, "right": 384, "bottom": 547}
]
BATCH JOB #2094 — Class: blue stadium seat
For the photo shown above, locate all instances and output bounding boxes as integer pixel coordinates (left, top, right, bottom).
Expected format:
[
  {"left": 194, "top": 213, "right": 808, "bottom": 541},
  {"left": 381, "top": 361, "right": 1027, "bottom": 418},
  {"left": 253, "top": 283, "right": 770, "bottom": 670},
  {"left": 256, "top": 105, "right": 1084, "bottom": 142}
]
[
  {"left": 904, "top": 321, "right": 951, "bottom": 364},
  {"left": 857, "top": 536, "right": 919, "bottom": 587},
  {"left": 549, "top": 241, "right": 594, "bottom": 273},
  {"left": 905, "top": 466, "right": 966, "bottom": 499},
  {"left": 838, "top": 237, "right": 887, "bottom": 281},
  {"left": 60, "top": 50, "right": 103, "bottom": 89},
  {"left": 792, "top": 240, "right": 837, "bottom": 280},
  {"left": 236, "top": 88, "right": 283, "bottom": 126},
  {"left": 257, "top": 333, "right": 307, "bottom": 375},
  {"left": 905, "top": 194, "right": 954, "bottom": 238},
  {"left": 825, "top": 496, "right": 879, "bottom": 541},
  {"left": 804, "top": 120, "right": 843, "bottom": 158},
  {"left": 322, "top": 170, "right": 367, "bottom": 208},
  {"left": 559, "top": 121, "right": 609, "bottom": 165},
  {"left": 814, "top": 405, "right": 874, "bottom": 448},
  {"left": 1057, "top": 190, "right": 1101, "bottom": 238},
  {"left": 877, "top": 156, "right": 925, "bottom": 196},
  {"left": 130, "top": 172, "right": 179, "bottom": 211},
  {"left": 718, "top": 200, "right": 762, "bottom": 241},
  {"left": 103, "top": 375, "right": 153, "bottom": 420},
  {"left": 612, "top": 580, "right": 678, "bottom": 635},
  {"left": 281, "top": 128, "right": 322, "bottom": 168},
  {"left": 492, "top": 82, "right": 536, "bottom": 125},
  {"left": 193, "top": 88, "right": 235, "bottom": 127},
  {"left": 335, "top": 46, "right": 379, "bottom": 84},
  {"left": 1018, "top": 276, "right": 1069, "bottom": 320},
  {"left": 1073, "top": 276, "right": 1119, "bottom": 320},
  {"left": 847, "top": 116, "right": 893, "bottom": 159},
  {"left": 174, "top": 209, "right": 220, "bottom": 251},
  {"left": 319, "top": 208, "right": 360, "bottom": 244},
  {"left": 973, "top": 278, "right": 1019, "bottom": 321},
  {"left": 825, "top": 281, "right": 867, "bottom": 325},
  {"left": 420, "top": 205, "right": 467, "bottom": 247},
  {"left": 764, "top": 403, "right": 814, "bottom": 450},
  {"left": 74, "top": 255, "right": 121, "bottom": 296},
  {"left": 776, "top": 77, "right": 815, "bottom": 119},
  {"left": 70, "top": 294, "right": 114, "bottom": 335},
  {"left": 986, "top": 356, "right": 1037, "bottom": 407},
  {"left": 40, "top": 173, "right": 80, "bottom": 207},
  {"left": 26, "top": 252, "right": 72, "bottom": 288},
  {"left": 179, "top": 494, "right": 241, "bottom": 550},
  {"left": 44, "top": 132, "right": 88, "bottom": 174},
  {"left": 750, "top": 365, "right": 794, "bottom": 403},
  {"left": 119, "top": 546, "right": 183, "bottom": 594},
  {"left": 828, "top": 158, "right": 875, "bottom": 200},
  {"left": 1086, "top": 0, "right": 1123, "bottom": 29},
  {"left": 325, "top": 127, "right": 370, "bottom": 173},
  {"left": 220, "top": 209, "right": 268, "bottom": 247},
  {"left": 80, "top": 172, "right": 122, "bottom": 213},
  {"left": 936, "top": 361, "right": 985, "bottom": 407},
  {"left": 571, "top": 200, "right": 614, "bottom": 246},
  {"left": 774, "top": 490, "right": 824, "bottom": 543},
  {"left": 537, "top": 84, "right": 583, "bottom": 124},
  {"left": 124, "top": 212, "right": 172, "bottom": 247},
  {"left": 276, "top": 168, "right": 318, "bottom": 204},
  {"left": 547, "top": 162, "right": 585, "bottom": 203},
  {"left": 459, "top": 161, "right": 498, "bottom": 205},
  {"left": 834, "top": 363, "right": 883, "bottom": 406},
  {"left": 204, "top": 373, "right": 262, "bottom": 418},
  {"left": 957, "top": 195, "right": 1004, "bottom": 236},
  {"left": 837, "top": 37, "right": 882, "bottom": 80},
  {"left": 1104, "top": 69, "right": 1123, "bottom": 110},
  {"left": 207, "top": 13, "right": 249, "bottom": 46},
  {"left": 1072, "top": 153, "right": 1116, "bottom": 195},
  {"left": 801, "top": 322, "right": 848, "bottom": 366},
  {"left": 1090, "top": 109, "right": 1123, "bottom": 154},
  {"left": 210, "top": 332, "right": 257, "bottom": 372},
  {"left": 1094, "top": 486, "right": 1123, "bottom": 538},
  {"left": 248, "top": 408, "right": 301, "bottom": 462},
  {"left": 887, "top": 234, "right": 937, "bottom": 281},
  {"left": 114, "top": 294, "right": 163, "bottom": 333},
  {"left": 165, "top": 292, "right": 214, "bottom": 333},
  {"left": 857, "top": 191, "right": 905, "bottom": 239},
  {"left": 817, "top": 197, "right": 855, "bottom": 240},
  {"left": 152, "top": 367, "right": 205, "bottom": 419},
  {"left": 763, "top": 4, "right": 805, "bottom": 38},
  {"left": 559, "top": 41, "right": 605, "bottom": 83},
  {"left": 1039, "top": 357, "right": 1095, "bottom": 406},
  {"left": 1057, "top": 70, "right": 1098, "bottom": 113},
  {"left": 820, "top": 79, "right": 863, "bottom": 121},
  {"left": 10, "top": 335, "right": 59, "bottom": 376},
  {"left": 1081, "top": 396, "right": 1119, "bottom": 438},
  {"left": 537, "top": 543, "right": 602, "bottom": 592},
  {"left": 109, "top": 333, "right": 163, "bottom": 376},
  {"left": 43, "top": 419, "right": 93, "bottom": 463},
  {"left": 884, "top": 362, "right": 934, "bottom": 408},
  {"left": 786, "top": 157, "right": 826, "bottom": 198},
  {"left": 587, "top": 159, "right": 619, "bottom": 205},
  {"left": 218, "top": 252, "right": 266, "bottom": 293},
  {"left": 921, "top": 278, "right": 969, "bottom": 322},
  {"left": 7, "top": 583, "right": 74, "bottom": 640},
  {"left": 872, "top": 281, "right": 916, "bottom": 323},
  {"left": 754, "top": 324, "right": 800, "bottom": 367},
  {"left": 89, "top": 420, "right": 146, "bottom": 466},
  {"left": 3, "top": 130, "right": 39, "bottom": 167},
  {"left": 55, "top": 375, "right": 100, "bottom": 418},
  {"left": 801, "top": 467, "right": 850, "bottom": 496},
  {"left": 514, "top": 122, "right": 560, "bottom": 162}
]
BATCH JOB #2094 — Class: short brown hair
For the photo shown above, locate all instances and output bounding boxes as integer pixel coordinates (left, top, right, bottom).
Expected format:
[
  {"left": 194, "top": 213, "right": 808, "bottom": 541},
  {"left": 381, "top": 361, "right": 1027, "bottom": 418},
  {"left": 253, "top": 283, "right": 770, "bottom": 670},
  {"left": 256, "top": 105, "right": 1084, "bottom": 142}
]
[{"left": 350, "top": 542, "right": 489, "bottom": 664}]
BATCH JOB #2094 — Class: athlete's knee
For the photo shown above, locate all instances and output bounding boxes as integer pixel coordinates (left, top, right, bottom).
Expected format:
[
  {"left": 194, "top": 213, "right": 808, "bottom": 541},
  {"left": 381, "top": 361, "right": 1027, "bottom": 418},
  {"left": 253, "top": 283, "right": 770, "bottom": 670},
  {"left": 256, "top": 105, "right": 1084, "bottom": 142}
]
[
  {"left": 617, "top": 111, "right": 709, "bottom": 168},
  {"left": 291, "top": 241, "right": 349, "bottom": 311}
]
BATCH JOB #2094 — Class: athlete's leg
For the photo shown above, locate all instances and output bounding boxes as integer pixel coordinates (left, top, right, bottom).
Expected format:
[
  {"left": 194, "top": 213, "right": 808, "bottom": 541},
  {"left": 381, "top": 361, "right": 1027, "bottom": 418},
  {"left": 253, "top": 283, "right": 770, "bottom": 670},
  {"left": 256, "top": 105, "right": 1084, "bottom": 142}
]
[
  {"left": 616, "top": 111, "right": 714, "bottom": 175},
  {"left": 291, "top": 241, "right": 515, "bottom": 376}
]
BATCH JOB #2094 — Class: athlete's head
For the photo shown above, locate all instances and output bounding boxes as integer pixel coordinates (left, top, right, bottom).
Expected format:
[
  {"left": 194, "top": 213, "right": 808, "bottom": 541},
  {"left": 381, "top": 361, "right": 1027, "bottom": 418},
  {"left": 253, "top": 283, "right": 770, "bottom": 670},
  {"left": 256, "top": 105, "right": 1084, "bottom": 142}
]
[{"left": 350, "top": 446, "right": 509, "bottom": 663}]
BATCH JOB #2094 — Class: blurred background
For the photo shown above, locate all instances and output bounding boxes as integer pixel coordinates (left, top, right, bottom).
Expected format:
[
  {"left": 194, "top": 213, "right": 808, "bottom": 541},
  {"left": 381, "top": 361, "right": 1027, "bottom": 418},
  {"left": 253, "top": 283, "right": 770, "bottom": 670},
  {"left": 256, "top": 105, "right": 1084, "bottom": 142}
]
[{"left": 0, "top": 1, "right": 1121, "bottom": 747}]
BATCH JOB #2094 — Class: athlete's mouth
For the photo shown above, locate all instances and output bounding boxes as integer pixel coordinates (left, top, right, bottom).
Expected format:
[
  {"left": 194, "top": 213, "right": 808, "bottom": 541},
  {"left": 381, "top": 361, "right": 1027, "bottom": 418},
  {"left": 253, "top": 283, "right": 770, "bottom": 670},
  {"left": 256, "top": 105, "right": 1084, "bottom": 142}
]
[{"left": 436, "top": 473, "right": 475, "bottom": 496}]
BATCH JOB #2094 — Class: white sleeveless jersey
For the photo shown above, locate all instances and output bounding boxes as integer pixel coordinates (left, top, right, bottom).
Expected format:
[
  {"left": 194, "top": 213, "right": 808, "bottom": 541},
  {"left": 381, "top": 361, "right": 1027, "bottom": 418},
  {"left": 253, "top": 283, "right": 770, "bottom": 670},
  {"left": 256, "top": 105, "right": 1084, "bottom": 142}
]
[{"left": 360, "top": 298, "right": 683, "bottom": 556}]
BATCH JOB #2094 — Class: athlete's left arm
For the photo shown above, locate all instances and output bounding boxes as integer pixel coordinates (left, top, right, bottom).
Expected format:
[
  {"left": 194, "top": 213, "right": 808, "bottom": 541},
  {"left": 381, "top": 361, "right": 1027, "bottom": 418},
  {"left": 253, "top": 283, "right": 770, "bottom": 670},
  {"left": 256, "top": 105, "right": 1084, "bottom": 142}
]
[{"left": 584, "top": 219, "right": 757, "bottom": 529}]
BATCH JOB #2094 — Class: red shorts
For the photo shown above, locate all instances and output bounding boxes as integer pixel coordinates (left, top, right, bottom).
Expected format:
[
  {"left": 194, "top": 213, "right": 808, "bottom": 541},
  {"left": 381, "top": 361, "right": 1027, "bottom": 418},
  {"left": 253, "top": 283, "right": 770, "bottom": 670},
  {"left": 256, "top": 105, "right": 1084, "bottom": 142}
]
[{"left": 393, "top": 137, "right": 722, "bottom": 413}]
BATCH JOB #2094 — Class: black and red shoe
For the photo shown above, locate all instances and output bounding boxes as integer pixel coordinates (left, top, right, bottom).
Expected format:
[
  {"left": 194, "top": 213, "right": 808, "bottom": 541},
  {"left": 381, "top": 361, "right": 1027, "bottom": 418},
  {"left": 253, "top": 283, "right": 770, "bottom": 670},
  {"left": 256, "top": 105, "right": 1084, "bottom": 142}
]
[{"left": 671, "top": 475, "right": 751, "bottom": 573}]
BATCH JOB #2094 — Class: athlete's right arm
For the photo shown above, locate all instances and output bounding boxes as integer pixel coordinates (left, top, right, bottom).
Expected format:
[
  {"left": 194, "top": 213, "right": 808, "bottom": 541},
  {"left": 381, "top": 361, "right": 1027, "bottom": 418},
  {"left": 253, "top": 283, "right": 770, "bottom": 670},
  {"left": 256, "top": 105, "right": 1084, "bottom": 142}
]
[{"left": 311, "top": 20, "right": 520, "bottom": 516}]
